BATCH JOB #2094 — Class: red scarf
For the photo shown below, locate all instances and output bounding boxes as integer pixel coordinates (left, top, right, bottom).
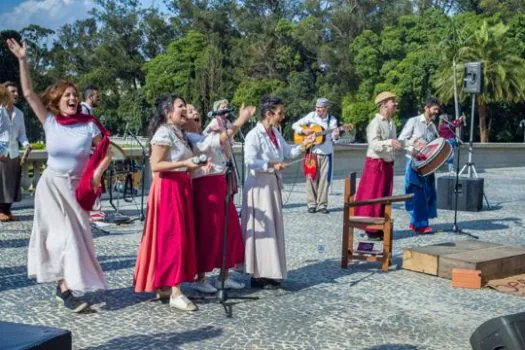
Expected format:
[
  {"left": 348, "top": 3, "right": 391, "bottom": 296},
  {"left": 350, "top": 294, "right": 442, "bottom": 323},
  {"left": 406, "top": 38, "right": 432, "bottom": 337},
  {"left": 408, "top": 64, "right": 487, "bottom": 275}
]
[
  {"left": 268, "top": 129, "right": 280, "bottom": 149},
  {"left": 55, "top": 113, "right": 111, "bottom": 211},
  {"left": 303, "top": 151, "right": 317, "bottom": 181}
]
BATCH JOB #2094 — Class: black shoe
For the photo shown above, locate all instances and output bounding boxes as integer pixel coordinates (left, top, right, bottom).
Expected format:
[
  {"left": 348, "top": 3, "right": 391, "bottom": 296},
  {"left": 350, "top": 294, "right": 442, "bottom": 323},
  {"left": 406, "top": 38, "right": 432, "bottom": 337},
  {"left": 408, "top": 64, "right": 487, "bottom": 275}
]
[
  {"left": 308, "top": 207, "right": 317, "bottom": 213},
  {"left": 250, "top": 277, "right": 267, "bottom": 289},
  {"left": 264, "top": 278, "right": 282, "bottom": 289},
  {"left": 318, "top": 208, "right": 329, "bottom": 214},
  {"left": 56, "top": 286, "right": 89, "bottom": 313}
]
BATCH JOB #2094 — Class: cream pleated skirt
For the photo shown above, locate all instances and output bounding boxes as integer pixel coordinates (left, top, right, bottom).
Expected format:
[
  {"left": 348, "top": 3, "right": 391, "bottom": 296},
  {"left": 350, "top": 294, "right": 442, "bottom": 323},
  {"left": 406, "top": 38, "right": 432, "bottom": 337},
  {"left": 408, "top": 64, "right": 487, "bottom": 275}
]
[
  {"left": 27, "top": 168, "right": 107, "bottom": 292},
  {"left": 241, "top": 172, "right": 287, "bottom": 279}
]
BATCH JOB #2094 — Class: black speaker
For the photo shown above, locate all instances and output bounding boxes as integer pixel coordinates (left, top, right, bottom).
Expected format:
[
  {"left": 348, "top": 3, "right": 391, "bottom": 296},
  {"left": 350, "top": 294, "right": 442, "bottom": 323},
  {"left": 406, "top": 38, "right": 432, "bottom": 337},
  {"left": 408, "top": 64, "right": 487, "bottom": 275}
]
[
  {"left": 471, "top": 312, "right": 525, "bottom": 350},
  {"left": 0, "top": 321, "right": 71, "bottom": 349},
  {"left": 464, "top": 61, "right": 484, "bottom": 94},
  {"left": 437, "top": 175, "right": 484, "bottom": 211}
]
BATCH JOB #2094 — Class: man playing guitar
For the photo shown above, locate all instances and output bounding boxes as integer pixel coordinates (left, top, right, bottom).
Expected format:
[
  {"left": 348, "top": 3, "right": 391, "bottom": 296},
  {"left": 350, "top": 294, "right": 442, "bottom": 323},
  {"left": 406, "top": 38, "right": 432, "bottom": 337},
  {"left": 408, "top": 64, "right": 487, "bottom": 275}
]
[{"left": 292, "top": 98, "right": 342, "bottom": 214}]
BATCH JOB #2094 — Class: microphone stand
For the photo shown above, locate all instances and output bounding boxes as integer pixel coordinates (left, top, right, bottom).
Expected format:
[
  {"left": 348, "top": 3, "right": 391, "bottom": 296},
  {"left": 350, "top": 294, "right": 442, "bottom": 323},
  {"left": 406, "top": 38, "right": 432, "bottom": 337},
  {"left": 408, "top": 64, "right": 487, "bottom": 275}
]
[
  {"left": 191, "top": 160, "right": 258, "bottom": 318},
  {"left": 442, "top": 125, "right": 478, "bottom": 239},
  {"left": 236, "top": 128, "right": 246, "bottom": 201},
  {"left": 128, "top": 129, "right": 147, "bottom": 221}
]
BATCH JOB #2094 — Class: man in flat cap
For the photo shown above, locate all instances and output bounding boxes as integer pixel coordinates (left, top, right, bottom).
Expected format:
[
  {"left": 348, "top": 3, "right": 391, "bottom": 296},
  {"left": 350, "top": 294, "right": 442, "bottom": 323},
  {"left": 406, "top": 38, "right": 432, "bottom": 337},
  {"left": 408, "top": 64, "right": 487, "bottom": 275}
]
[
  {"left": 354, "top": 91, "right": 402, "bottom": 240},
  {"left": 292, "top": 98, "right": 340, "bottom": 214}
]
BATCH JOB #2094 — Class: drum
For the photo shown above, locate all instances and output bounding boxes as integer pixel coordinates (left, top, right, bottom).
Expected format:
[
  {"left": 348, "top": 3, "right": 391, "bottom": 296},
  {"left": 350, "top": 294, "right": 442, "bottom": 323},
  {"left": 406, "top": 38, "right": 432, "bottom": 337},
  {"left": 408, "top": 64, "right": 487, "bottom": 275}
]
[
  {"left": 411, "top": 137, "right": 452, "bottom": 176},
  {"left": 110, "top": 141, "right": 127, "bottom": 161}
]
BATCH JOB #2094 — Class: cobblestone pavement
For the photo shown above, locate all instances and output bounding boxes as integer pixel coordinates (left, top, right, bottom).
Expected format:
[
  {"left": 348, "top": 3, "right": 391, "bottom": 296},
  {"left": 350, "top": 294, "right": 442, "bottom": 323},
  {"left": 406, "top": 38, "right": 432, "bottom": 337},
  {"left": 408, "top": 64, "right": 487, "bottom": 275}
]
[{"left": 1, "top": 167, "right": 525, "bottom": 349}]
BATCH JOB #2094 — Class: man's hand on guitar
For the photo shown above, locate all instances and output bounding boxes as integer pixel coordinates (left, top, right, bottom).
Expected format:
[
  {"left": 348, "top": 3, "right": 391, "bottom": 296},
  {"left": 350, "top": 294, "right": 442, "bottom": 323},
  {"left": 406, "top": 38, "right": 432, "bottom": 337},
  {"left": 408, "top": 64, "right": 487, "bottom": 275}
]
[
  {"left": 303, "top": 134, "right": 316, "bottom": 147},
  {"left": 302, "top": 129, "right": 313, "bottom": 136}
]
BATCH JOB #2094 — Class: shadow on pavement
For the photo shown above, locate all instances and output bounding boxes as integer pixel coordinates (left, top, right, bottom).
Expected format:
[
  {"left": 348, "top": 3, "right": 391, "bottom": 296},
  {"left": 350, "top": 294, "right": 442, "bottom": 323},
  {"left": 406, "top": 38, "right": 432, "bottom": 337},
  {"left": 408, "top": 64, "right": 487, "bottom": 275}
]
[{"left": 83, "top": 326, "right": 222, "bottom": 350}]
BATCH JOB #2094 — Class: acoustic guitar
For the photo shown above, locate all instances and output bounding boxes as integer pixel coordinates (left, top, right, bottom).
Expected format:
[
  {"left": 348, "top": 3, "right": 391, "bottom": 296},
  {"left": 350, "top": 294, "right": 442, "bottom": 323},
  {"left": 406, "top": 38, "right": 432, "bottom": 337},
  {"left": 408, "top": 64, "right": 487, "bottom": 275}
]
[{"left": 293, "top": 123, "right": 354, "bottom": 147}]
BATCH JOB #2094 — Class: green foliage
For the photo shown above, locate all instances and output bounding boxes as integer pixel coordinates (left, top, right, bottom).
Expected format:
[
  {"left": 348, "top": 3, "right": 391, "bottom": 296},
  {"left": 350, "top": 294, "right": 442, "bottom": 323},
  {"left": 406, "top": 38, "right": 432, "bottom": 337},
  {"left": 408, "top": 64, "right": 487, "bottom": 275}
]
[
  {"left": 3, "top": 0, "right": 525, "bottom": 143},
  {"left": 232, "top": 79, "right": 285, "bottom": 107}
]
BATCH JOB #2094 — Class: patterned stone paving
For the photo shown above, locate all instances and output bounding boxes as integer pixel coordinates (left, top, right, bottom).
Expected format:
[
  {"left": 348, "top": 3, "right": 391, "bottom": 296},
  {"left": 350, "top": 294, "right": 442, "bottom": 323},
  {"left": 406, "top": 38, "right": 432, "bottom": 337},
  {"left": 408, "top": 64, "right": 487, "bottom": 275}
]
[{"left": 1, "top": 167, "right": 525, "bottom": 349}]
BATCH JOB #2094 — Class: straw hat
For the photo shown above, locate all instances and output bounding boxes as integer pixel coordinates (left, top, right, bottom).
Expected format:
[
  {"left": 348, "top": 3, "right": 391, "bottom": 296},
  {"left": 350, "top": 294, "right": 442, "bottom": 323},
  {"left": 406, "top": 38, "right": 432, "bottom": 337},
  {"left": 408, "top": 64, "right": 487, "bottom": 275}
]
[{"left": 374, "top": 91, "right": 396, "bottom": 106}]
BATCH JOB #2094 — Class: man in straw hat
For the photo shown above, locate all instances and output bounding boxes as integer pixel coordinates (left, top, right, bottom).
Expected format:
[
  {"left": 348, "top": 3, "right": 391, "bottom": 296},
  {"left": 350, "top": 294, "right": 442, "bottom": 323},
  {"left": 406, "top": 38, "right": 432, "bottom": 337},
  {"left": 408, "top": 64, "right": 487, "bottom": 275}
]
[
  {"left": 354, "top": 91, "right": 402, "bottom": 240},
  {"left": 292, "top": 97, "right": 340, "bottom": 214}
]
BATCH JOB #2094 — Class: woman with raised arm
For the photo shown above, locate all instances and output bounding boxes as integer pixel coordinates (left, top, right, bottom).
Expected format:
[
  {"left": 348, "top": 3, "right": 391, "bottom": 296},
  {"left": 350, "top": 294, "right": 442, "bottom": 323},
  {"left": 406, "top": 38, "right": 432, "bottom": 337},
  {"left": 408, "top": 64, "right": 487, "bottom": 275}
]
[
  {"left": 7, "top": 38, "right": 112, "bottom": 313},
  {"left": 133, "top": 94, "right": 208, "bottom": 312},
  {"left": 242, "top": 96, "right": 314, "bottom": 289},
  {"left": 183, "top": 103, "right": 255, "bottom": 294}
]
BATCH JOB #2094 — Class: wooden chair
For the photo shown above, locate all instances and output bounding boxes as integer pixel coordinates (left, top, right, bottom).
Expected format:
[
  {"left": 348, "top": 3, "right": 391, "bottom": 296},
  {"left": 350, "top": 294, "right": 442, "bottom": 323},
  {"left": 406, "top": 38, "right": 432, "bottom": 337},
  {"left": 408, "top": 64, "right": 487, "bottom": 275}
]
[{"left": 341, "top": 172, "right": 413, "bottom": 272}]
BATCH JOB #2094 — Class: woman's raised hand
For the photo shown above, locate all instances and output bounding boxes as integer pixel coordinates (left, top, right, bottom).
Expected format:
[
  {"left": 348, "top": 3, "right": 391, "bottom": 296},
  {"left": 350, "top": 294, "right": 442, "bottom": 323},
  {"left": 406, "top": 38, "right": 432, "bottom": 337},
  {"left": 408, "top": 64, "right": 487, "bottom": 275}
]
[
  {"left": 237, "top": 104, "right": 256, "bottom": 126},
  {"left": 6, "top": 39, "right": 26, "bottom": 60}
]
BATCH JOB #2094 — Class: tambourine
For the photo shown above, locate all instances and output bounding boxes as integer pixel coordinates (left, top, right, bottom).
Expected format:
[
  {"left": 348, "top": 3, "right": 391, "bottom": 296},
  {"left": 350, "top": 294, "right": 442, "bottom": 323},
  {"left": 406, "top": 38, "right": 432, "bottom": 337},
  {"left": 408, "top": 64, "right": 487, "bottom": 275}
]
[{"left": 192, "top": 154, "right": 208, "bottom": 165}]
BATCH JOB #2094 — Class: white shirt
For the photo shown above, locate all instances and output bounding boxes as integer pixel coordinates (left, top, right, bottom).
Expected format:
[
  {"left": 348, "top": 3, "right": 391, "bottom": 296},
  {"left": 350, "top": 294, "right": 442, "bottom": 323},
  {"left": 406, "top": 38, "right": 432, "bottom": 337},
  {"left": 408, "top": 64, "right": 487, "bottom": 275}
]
[
  {"left": 292, "top": 111, "right": 338, "bottom": 155},
  {"left": 203, "top": 116, "right": 232, "bottom": 135},
  {"left": 80, "top": 102, "right": 93, "bottom": 115},
  {"left": 186, "top": 132, "right": 224, "bottom": 179},
  {"left": 0, "top": 106, "right": 30, "bottom": 159},
  {"left": 150, "top": 124, "right": 193, "bottom": 172},
  {"left": 366, "top": 114, "right": 397, "bottom": 162},
  {"left": 398, "top": 114, "right": 439, "bottom": 159},
  {"left": 45, "top": 114, "right": 101, "bottom": 175},
  {"left": 244, "top": 122, "right": 303, "bottom": 176}
]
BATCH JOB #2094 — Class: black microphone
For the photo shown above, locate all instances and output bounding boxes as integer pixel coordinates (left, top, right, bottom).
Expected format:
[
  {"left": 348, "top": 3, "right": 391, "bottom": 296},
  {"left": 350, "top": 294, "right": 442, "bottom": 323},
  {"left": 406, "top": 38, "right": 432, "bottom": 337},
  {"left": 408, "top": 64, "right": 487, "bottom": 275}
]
[{"left": 211, "top": 108, "right": 235, "bottom": 117}]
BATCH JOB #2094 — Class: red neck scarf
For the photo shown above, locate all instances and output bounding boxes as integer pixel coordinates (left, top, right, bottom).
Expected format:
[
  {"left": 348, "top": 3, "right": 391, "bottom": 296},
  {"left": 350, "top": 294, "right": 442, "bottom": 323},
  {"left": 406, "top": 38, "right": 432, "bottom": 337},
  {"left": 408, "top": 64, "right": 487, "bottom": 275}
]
[
  {"left": 57, "top": 113, "right": 111, "bottom": 210},
  {"left": 267, "top": 128, "right": 279, "bottom": 149}
]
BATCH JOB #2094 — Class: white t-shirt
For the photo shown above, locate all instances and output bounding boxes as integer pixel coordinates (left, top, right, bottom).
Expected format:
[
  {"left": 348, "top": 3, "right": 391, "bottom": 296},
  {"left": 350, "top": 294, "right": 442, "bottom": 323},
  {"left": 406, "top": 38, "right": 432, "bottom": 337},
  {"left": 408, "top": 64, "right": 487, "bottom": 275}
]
[
  {"left": 44, "top": 114, "right": 101, "bottom": 175},
  {"left": 150, "top": 124, "right": 193, "bottom": 171}
]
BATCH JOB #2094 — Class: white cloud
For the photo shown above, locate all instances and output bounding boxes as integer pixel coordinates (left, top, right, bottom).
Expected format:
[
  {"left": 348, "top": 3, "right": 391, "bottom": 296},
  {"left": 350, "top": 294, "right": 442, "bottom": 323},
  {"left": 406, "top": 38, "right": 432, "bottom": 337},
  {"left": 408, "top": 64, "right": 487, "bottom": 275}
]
[{"left": 0, "top": 0, "right": 96, "bottom": 32}]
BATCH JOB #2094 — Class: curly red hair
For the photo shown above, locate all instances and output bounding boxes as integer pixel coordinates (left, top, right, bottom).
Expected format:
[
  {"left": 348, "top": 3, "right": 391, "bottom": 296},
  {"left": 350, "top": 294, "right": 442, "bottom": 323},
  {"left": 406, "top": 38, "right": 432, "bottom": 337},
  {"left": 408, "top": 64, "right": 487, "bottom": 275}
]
[{"left": 41, "top": 80, "right": 80, "bottom": 115}]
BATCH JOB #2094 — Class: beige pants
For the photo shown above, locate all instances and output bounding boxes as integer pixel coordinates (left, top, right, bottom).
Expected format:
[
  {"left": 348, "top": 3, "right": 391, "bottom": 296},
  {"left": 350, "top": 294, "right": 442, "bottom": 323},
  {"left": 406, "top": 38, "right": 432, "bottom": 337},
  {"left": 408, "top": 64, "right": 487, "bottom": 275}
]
[{"left": 306, "top": 154, "right": 331, "bottom": 210}]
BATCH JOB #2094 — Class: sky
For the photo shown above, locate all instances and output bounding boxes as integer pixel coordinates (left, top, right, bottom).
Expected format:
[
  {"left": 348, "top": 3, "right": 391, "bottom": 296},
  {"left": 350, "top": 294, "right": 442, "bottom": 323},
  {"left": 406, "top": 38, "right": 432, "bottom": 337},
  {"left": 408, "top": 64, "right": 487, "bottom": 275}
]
[{"left": 0, "top": 0, "right": 163, "bottom": 32}]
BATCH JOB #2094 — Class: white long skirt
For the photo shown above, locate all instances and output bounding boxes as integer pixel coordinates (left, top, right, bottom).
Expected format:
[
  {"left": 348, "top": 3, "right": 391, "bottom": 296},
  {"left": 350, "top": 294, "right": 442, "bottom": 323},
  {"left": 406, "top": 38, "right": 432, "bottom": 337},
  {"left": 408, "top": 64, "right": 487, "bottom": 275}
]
[
  {"left": 241, "top": 172, "right": 287, "bottom": 279},
  {"left": 27, "top": 168, "right": 107, "bottom": 292}
]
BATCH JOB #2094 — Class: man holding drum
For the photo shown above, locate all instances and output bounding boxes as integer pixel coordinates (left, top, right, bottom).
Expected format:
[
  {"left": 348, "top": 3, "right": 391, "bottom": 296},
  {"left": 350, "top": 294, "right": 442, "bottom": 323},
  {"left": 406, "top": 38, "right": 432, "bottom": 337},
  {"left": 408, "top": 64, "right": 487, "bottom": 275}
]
[{"left": 398, "top": 97, "right": 441, "bottom": 234}]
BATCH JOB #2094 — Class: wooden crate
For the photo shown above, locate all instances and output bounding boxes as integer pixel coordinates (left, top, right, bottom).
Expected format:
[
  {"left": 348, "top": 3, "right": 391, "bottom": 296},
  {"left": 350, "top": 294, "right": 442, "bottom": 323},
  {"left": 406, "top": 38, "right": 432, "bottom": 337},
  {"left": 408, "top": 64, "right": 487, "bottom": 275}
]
[
  {"left": 439, "top": 246, "right": 525, "bottom": 283},
  {"left": 403, "top": 240, "right": 502, "bottom": 276}
]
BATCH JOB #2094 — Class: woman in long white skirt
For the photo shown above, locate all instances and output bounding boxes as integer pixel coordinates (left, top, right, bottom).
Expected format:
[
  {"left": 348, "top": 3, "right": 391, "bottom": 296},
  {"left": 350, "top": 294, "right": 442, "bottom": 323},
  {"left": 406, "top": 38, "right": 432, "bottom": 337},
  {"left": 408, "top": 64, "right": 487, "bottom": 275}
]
[
  {"left": 242, "top": 96, "right": 313, "bottom": 288},
  {"left": 8, "top": 39, "right": 111, "bottom": 313}
]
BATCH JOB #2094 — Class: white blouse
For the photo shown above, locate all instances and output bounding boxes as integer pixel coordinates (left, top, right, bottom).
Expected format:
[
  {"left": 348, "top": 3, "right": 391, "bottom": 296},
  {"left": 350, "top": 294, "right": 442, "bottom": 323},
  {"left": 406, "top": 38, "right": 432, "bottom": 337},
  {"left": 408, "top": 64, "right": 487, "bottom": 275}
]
[
  {"left": 186, "top": 132, "right": 224, "bottom": 179},
  {"left": 244, "top": 122, "right": 303, "bottom": 176},
  {"left": 0, "top": 106, "right": 29, "bottom": 159},
  {"left": 44, "top": 114, "right": 101, "bottom": 175},
  {"left": 150, "top": 123, "right": 193, "bottom": 172}
]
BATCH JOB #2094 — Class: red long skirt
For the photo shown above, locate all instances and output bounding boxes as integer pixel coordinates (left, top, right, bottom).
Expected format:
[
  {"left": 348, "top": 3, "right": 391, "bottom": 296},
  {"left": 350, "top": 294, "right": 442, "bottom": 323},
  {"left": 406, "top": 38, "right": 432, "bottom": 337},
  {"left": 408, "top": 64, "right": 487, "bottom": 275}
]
[
  {"left": 193, "top": 174, "right": 244, "bottom": 274},
  {"left": 354, "top": 157, "right": 394, "bottom": 218},
  {"left": 134, "top": 172, "right": 197, "bottom": 292}
]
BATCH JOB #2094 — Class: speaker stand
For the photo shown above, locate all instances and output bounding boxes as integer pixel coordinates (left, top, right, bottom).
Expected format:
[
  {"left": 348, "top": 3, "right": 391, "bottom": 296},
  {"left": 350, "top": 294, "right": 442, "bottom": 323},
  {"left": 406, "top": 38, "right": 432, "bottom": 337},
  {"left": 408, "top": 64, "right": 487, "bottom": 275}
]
[{"left": 457, "top": 93, "right": 490, "bottom": 209}]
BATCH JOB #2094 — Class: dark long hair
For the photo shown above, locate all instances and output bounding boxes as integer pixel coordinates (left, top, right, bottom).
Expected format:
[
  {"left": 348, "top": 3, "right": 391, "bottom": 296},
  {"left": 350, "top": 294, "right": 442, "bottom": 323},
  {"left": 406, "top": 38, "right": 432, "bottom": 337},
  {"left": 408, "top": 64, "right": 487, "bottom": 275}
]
[
  {"left": 259, "top": 96, "right": 284, "bottom": 120},
  {"left": 147, "top": 93, "right": 185, "bottom": 153}
]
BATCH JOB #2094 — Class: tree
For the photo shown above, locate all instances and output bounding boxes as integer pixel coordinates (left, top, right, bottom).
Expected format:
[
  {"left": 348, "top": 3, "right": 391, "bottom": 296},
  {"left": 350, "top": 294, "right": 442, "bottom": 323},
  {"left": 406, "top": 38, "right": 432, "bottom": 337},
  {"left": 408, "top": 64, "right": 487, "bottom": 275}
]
[{"left": 435, "top": 21, "right": 525, "bottom": 142}]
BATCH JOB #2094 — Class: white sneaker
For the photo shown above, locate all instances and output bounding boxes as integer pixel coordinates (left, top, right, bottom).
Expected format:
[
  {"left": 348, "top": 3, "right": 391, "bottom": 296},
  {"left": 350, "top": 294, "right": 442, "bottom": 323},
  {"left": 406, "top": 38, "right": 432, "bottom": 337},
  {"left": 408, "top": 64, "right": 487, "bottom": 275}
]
[
  {"left": 215, "top": 278, "right": 245, "bottom": 290},
  {"left": 169, "top": 294, "right": 197, "bottom": 311},
  {"left": 191, "top": 280, "right": 217, "bottom": 294}
]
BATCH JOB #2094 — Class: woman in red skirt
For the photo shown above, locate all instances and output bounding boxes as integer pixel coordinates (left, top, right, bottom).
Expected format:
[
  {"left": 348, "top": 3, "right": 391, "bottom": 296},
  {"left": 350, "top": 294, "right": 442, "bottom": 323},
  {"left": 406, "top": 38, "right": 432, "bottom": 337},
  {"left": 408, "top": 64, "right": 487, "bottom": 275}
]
[
  {"left": 134, "top": 94, "right": 207, "bottom": 311},
  {"left": 185, "top": 104, "right": 255, "bottom": 293}
]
